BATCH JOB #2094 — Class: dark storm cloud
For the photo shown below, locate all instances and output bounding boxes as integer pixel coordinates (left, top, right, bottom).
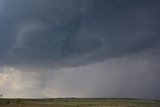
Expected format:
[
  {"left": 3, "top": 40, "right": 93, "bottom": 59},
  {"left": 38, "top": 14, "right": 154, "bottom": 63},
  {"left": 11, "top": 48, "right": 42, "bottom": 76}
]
[
  {"left": 0, "top": 0, "right": 160, "bottom": 99},
  {"left": 1, "top": 45, "right": 160, "bottom": 99},
  {"left": 0, "top": 0, "right": 160, "bottom": 70},
  {"left": 38, "top": 42, "right": 160, "bottom": 99}
]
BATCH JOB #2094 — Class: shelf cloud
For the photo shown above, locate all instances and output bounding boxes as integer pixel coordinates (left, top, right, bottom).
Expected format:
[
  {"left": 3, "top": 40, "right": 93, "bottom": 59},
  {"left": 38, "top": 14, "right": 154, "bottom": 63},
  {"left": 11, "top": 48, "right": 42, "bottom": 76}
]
[
  {"left": 0, "top": 0, "right": 159, "bottom": 70},
  {"left": 0, "top": 0, "right": 160, "bottom": 99}
]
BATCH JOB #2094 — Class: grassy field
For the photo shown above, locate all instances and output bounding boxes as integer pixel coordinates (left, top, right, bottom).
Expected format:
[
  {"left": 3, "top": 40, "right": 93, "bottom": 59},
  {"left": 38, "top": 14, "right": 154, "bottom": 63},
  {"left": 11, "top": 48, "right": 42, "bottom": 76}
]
[{"left": 0, "top": 98, "right": 160, "bottom": 107}]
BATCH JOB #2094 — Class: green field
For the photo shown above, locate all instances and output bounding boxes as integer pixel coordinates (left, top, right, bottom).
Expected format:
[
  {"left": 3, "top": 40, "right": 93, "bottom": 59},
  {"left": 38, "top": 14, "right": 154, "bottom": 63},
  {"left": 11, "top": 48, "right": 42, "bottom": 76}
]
[{"left": 0, "top": 98, "right": 160, "bottom": 107}]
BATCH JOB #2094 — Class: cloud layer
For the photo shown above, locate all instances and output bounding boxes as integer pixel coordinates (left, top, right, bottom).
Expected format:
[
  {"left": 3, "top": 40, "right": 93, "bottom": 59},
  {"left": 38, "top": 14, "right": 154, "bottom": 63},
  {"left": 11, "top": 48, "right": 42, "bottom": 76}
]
[
  {"left": 0, "top": 0, "right": 159, "bottom": 70},
  {"left": 0, "top": 0, "right": 160, "bottom": 99},
  {"left": 1, "top": 45, "right": 160, "bottom": 99}
]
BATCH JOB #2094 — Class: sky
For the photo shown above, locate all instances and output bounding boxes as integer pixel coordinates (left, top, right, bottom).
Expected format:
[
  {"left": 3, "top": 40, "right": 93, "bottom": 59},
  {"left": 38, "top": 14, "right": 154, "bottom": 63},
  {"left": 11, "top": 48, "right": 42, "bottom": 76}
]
[{"left": 0, "top": 0, "right": 160, "bottom": 99}]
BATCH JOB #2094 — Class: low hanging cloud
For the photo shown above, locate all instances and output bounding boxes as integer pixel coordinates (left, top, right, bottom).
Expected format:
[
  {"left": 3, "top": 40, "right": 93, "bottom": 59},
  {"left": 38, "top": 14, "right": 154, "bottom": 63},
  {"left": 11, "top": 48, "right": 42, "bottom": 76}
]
[
  {"left": 0, "top": 0, "right": 159, "bottom": 70},
  {"left": 0, "top": 45, "right": 160, "bottom": 99},
  {"left": 0, "top": 0, "right": 160, "bottom": 99}
]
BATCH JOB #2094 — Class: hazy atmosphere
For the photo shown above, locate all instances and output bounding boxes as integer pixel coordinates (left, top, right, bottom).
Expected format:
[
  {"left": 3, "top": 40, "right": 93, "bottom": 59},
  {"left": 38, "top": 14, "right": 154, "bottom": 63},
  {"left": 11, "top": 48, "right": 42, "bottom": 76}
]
[{"left": 0, "top": 0, "right": 160, "bottom": 99}]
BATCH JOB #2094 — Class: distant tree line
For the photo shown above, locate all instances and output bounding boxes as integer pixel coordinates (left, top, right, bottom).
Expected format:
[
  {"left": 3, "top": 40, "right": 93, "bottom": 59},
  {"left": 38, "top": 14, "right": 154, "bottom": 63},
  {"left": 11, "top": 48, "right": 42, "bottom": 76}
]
[{"left": 0, "top": 94, "right": 2, "bottom": 98}]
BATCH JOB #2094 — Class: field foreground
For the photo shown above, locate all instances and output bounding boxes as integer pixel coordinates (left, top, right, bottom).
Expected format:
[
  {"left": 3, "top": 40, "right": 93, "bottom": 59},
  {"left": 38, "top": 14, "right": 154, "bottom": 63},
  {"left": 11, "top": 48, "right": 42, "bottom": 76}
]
[{"left": 0, "top": 98, "right": 160, "bottom": 107}]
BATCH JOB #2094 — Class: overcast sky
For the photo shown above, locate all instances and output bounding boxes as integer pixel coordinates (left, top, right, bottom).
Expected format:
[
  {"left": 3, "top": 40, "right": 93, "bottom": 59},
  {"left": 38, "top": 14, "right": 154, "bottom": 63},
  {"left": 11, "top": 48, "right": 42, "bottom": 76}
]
[{"left": 0, "top": 0, "right": 160, "bottom": 99}]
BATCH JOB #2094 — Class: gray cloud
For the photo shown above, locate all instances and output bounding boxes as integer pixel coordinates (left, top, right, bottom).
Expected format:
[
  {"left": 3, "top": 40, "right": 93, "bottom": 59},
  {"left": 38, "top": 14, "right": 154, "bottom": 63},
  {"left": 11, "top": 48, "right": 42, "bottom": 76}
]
[
  {"left": 1, "top": 45, "right": 160, "bottom": 99},
  {"left": 37, "top": 44, "right": 160, "bottom": 99},
  {"left": 0, "top": 0, "right": 160, "bottom": 99},
  {"left": 0, "top": 0, "right": 159, "bottom": 70}
]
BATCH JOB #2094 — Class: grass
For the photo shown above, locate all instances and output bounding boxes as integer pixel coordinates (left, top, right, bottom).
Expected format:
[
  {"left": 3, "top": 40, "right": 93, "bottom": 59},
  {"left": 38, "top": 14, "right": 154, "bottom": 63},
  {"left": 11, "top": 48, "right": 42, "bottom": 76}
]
[{"left": 0, "top": 98, "right": 160, "bottom": 107}]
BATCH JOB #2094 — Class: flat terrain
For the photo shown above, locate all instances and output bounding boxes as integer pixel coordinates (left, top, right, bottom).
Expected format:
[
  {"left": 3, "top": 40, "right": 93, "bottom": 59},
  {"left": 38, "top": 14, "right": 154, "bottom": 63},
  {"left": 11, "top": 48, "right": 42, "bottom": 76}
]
[{"left": 0, "top": 98, "right": 160, "bottom": 107}]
